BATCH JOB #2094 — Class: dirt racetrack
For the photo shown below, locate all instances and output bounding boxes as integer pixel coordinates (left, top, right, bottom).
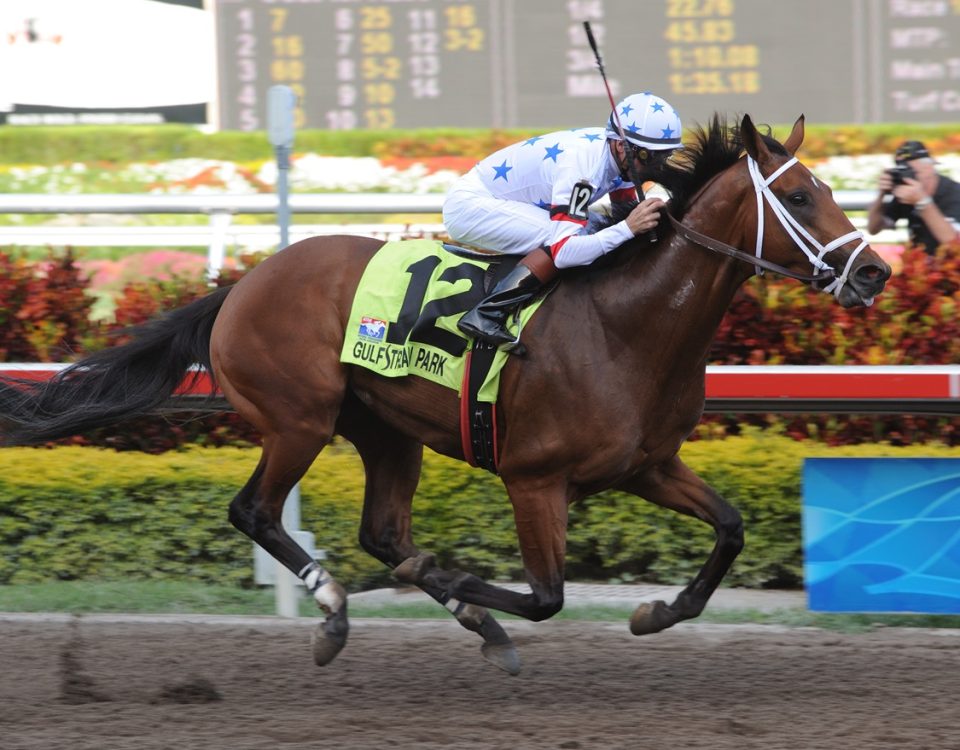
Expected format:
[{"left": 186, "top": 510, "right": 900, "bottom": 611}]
[{"left": 1, "top": 614, "right": 958, "bottom": 750}]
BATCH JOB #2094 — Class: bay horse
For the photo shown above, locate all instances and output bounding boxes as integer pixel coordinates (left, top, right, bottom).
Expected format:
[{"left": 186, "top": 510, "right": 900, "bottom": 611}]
[{"left": 0, "top": 115, "right": 890, "bottom": 675}]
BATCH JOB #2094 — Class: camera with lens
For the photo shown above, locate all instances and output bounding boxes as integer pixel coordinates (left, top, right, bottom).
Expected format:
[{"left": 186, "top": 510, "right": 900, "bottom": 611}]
[{"left": 885, "top": 163, "right": 916, "bottom": 186}]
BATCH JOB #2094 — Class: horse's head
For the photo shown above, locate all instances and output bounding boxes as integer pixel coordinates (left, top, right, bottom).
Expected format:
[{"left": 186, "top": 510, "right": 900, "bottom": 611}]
[{"left": 738, "top": 114, "right": 891, "bottom": 307}]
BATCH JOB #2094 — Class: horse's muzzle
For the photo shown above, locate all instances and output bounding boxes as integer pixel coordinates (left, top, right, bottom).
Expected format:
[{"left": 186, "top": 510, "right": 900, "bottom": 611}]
[{"left": 835, "top": 259, "right": 892, "bottom": 308}]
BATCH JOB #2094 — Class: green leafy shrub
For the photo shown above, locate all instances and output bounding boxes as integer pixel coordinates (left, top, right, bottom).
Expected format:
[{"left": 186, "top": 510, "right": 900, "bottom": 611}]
[
  {"left": 0, "top": 250, "right": 96, "bottom": 360},
  {"left": 2, "top": 437, "right": 959, "bottom": 590}
]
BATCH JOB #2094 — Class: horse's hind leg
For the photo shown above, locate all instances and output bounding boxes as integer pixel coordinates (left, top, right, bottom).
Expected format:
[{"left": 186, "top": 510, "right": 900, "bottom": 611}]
[
  {"left": 228, "top": 430, "right": 350, "bottom": 666},
  {"left": 339, "top": 401, "right": 520, "bottom": 675},
  {"left": 616, "top": 454, "right": 744, "bottom": 635}
]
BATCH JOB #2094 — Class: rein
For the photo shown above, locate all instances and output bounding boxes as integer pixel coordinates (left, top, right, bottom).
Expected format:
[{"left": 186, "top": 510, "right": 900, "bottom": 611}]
[
  {"left": 668, "top": 155, "right": 869, "bottom": 298},
  {"left": 666, "top": 213, "right": 832, "bottom": 284}
]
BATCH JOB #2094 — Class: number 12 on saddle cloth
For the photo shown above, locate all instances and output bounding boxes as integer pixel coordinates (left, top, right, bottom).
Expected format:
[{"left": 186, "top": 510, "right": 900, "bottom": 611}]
[{"left": 339, "top": 239, "right": 545, "bottom": 403}]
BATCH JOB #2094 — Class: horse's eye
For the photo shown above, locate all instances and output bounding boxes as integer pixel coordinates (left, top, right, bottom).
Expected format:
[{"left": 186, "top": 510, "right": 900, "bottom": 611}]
[{"left": 787, "top": 192, "right": 809, "bottom": 207}]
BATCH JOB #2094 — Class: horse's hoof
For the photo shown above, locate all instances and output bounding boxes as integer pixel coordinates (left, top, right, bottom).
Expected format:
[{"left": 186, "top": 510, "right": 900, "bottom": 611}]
[
  {"left": 393, "top": 552, "right": 436, "bottom": 584},
  {"left": 481, "top": 641, "right": 522, "bottom": 676},
  {"left": 629, "top": 599, "right": 680, "bottom": 636},
  {"left": 312, "top": 606, "right": 349, "bottom": 666}
]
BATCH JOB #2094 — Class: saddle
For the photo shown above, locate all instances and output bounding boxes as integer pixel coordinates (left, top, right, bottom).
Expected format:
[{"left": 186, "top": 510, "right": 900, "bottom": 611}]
[{"left": 442, "top": 243, "right": 516, "bottom": 294}]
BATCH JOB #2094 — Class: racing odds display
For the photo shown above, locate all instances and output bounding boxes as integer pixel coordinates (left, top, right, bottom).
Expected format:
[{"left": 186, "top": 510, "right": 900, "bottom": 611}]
[{"left": 214, "top": 0, "right": 960, "bottom": 129}]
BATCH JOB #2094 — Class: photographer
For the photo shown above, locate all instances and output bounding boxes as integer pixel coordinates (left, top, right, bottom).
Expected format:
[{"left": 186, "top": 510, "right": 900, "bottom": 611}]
[{"left": 867, "top": 141, "right": 960, "bottom": 255}]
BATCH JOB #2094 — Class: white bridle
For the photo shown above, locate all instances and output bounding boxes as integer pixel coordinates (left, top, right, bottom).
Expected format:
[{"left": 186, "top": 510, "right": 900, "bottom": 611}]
[{"left": 748, "top": 156, "right": 869, "bottom": 303}]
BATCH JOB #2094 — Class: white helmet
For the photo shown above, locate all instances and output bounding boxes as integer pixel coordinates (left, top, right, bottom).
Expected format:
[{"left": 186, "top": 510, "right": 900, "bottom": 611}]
[{"left": 605, "top": 92, "right": 682, "bottom": 151}]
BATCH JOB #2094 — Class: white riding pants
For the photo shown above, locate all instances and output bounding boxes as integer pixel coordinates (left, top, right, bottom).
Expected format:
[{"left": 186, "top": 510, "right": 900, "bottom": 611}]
[
  {"left": 442, "top": 172, "right": 552, "bottom": 255},
  {"left": 443, "top": 171, "right": 635, "bottom": 269}
]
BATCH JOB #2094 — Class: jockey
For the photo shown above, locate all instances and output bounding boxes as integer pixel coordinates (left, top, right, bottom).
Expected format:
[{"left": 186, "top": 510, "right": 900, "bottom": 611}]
[{"left": 443, "top": 91, "right": 683, "bottom": 348}]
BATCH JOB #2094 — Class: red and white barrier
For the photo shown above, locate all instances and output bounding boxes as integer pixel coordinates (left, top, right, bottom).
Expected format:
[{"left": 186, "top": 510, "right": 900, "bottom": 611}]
[{"left": 2, "top": 364, "right": 958, "bottom": 415}]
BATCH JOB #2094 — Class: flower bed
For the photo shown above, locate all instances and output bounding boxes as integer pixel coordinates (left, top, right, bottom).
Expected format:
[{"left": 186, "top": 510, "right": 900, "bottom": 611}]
[{"left": 2, "top": 152, "right": 958, "bottom": 198}]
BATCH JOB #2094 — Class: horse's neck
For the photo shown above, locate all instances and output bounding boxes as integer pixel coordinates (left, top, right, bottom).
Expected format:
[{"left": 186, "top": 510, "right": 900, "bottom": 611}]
[{"left": 586, "top": 208, "right": 751, "bottom": 370}]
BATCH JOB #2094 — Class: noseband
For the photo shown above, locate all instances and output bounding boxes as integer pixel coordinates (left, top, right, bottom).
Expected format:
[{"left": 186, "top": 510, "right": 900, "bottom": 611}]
[{"left": 669, "top": 155, "right": 869, "bottom": 300}]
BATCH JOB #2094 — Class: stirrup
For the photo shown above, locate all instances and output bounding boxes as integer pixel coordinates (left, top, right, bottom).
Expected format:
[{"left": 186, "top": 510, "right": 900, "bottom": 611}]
[{"left": 458, "top": 314, "right": 524, "bottom": 353}]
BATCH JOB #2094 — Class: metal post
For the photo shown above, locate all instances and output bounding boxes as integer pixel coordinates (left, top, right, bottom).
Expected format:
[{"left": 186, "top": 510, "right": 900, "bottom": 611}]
[
  {"left": 275, "top": 144, "right": 291, "bottom": 250},
  {"left": 206, "top": 211, "right": 232, "bottom": 280},
  {"left": 268, "top": 85, "right": 297, "bottom": 252},
  {"left": 266, "top": 84, "right": 302, "bottom": 617},
  {"left": 274, "top": 484, "right": 301, "bottom": 618}
]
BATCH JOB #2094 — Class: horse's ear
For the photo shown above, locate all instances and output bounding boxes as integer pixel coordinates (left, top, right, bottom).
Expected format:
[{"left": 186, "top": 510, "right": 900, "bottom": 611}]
[
  {"left": 783, "top": 114, "right": 805, "bottom": 155},
  {"left": 740, "top": 114, "right": 769, "bottom": 163}
]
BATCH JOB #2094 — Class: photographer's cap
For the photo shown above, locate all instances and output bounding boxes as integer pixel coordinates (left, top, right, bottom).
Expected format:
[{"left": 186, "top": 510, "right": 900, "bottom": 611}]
[{"left": 895, "top": 140, "right": 933, "bottom": 163}]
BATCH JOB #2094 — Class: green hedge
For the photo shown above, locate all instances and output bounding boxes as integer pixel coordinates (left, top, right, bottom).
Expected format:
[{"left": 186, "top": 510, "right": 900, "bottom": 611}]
[
  {"left": 1, "top": 124, "right": 958, "bottom": 165},
  {"left": 0, "top": 432, "right": 960, "bottom": 590},
  {"left": 0, "top": 126, "right": 534, "bottom": 165},
  {"left": 2, "top": 435, "right": 959, "bottom": 591}
]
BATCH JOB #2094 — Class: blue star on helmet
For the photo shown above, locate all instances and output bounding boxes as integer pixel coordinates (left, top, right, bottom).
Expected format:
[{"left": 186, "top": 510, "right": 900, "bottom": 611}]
[
  {"left": 661, "top": 126, "right": 674, "bottom": 139},
  {"left": 522, "top": 135, "right": 543, "bottom": 146},
  {"left": 620, "top": 103, "right": 634, "bottom": 118},
  {"left": 580, "top": 132, "right": 602, "bottom": 142},
  {"left": 543, "top": 143, "right": 564, "bottom": 162},
  {"left": 492, "top": 160, "right": 512, "bottom": 181},
  {"left": 625, "top": 124, "right": 642, "bottom": 140},
  {"left": 651, "top": 101, "right": 665, "bottom": 113}
]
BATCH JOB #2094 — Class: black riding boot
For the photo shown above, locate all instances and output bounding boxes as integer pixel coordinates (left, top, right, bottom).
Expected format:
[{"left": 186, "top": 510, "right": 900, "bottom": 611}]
[{"left": 457, "top": 262, "right": 545, "bottom": 347}]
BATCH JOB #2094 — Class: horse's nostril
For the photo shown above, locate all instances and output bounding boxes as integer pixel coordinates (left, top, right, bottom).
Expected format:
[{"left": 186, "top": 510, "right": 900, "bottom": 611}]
[{"left": 855, "top": 262, "right": 891, "bottom": 285}]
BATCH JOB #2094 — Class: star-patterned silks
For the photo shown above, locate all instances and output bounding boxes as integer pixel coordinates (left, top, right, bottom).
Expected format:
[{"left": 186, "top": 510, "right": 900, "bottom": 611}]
[
  {"left": 543, "top": 143, "right": 563, "bottom": 162},
  {"left": 465, "top": 127, "right": 621, "bottom": 212},
  {"left": 523, "top": 136, "right": 544, "bottom": 146},
  {"left": 492, "top": 160, "right": 512, "bottom": 181}
]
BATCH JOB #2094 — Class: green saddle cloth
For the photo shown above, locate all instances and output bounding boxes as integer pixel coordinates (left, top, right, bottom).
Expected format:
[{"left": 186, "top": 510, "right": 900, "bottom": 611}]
[{"left": 340, "top": 239, "right": 544, "bottom": 403}]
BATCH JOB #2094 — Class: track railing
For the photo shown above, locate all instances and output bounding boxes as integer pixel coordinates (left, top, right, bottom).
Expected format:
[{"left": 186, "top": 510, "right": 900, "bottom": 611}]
[
  {"left": 2, "top": 364, "right": 957, "bottom": 415},
  {"left": 0, "top": 190, "right": 906, "bottom": 272}
]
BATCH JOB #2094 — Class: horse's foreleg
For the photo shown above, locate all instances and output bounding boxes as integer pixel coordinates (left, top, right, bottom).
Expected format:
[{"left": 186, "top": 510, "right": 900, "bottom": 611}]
[
  {"left": 228, "top": 434, "right": 349, "bottom": 666},
  {"left": 395, "top": 479, "right": 570, "bottom": 626},
  {"left": 342, "top": 407, "right": 520, "bottom": 674},
  {"left": 615, "top": 455, "right": 744, "bottom": 635}
]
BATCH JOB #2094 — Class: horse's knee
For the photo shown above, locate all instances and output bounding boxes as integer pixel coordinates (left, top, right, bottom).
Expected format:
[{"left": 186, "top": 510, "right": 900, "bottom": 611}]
[
  {"left": 358, "top": 524, "right": 407, "bottom": 565},
  {"left": 358, "top": 528, "right": 388, "bottom": 562},
  {"left": 526, "top": 590, "right": 564, "bottom": 621},
  {"left": 718, "top": 507, "right": 744, "bottom": 556},
  {"left": 228, "top": 495, "right": 256, "bottom": 536},
  {"left": 228, "top": 465, "right": 264, "bottom": 537}
]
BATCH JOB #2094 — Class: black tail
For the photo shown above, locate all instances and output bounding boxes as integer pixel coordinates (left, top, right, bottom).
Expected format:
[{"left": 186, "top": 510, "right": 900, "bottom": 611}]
[{"left": 0, "top": 285, "right": 232, "bottom": 445}]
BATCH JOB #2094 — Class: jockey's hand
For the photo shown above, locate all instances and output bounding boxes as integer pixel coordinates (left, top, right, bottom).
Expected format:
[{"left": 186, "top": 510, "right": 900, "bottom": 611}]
[{"left": 625, "top": 197, "right": 666, "bottom": 235}]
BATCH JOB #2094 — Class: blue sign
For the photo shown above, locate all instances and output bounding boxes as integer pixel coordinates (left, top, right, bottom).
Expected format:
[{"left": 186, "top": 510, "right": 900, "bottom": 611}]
[{"left": 803, "top": 458, "right": 960, "bottom": 614}]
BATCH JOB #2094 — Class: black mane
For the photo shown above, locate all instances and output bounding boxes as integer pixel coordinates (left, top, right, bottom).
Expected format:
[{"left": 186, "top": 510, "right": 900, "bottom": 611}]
[
  {"left": 590, "top": 115, "right": 785, "bottom": 231},
  {"left": 571, "top": 115, "right": 785, "bottom": 275},
  {"left": 657, "top": 115, "right": 785, "bottom": 219}
]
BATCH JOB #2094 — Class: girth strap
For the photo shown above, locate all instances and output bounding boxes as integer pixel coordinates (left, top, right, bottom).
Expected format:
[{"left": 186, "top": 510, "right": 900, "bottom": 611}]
[{"left": 459, "top": 342, "right": 499, "bottom": 474}]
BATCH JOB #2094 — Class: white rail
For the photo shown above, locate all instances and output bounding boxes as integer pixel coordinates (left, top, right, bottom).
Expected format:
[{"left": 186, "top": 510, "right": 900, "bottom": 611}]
[
  {"left": 0, "top": 189, "right": 880, "bottom": 215},
  {"left": 0, "top": 190, "right": 905, "bottom": 270}
]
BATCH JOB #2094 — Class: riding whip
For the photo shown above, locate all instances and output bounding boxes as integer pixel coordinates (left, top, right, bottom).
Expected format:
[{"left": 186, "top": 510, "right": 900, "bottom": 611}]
[{"left": 582, "top": 21, "right": 657, "bottom": 243}]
